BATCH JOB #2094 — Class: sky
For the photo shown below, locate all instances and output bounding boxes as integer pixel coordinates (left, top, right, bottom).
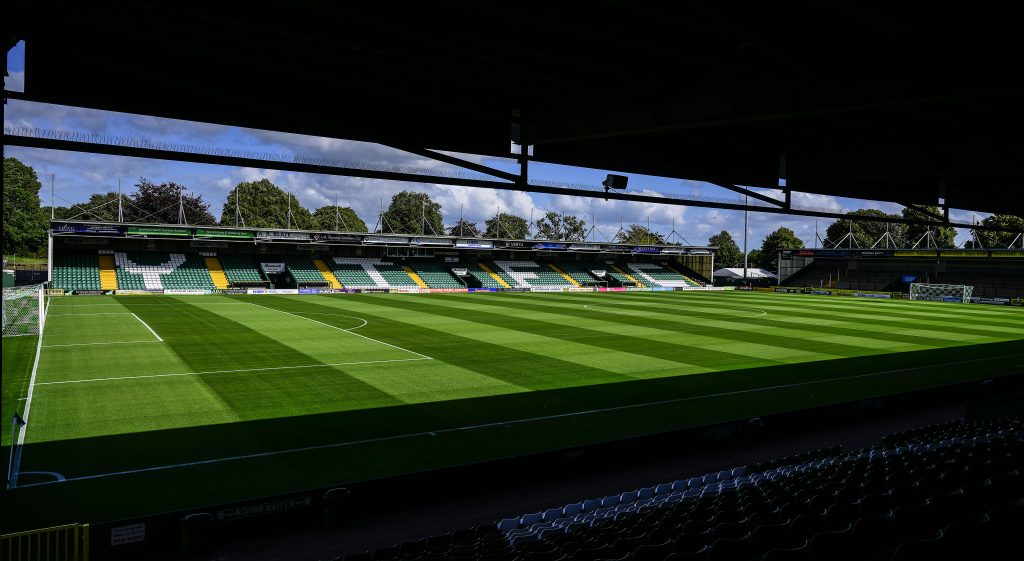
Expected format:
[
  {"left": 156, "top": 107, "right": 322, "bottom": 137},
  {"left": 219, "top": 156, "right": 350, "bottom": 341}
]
[{"left": 4, "top": 41, "right": 989, "bottom": 250}]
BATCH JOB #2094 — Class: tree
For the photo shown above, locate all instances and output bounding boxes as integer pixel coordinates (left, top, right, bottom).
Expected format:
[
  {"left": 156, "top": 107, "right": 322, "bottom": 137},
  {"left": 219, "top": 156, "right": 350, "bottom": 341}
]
[
  {"left": 484, "top": 213, "right": 530, "bottom": 239},
  {"left": 707, "top": 230, "right": 742, "bottom": 268},
  {"left": 902, "top": 206, "right": 956, "bottom": 248},
  {"left": 132, "top": 179, "right": 216, "bottom": 225},
  {"left": 978, "top": 214, "right": 1024, "bottom": 248},
  {"left": 616, "top": 224, "right": 665, "bottom": 245},
  {"left": 824, "top": 209, "right": 906, "bottom": 249},
  {"left": 447, "top": 219, "right": 482, "bottom": 237},
  {"left": 53, "top": 192, "right": 122, "bottom": 222},
  {"left": 745, "top": 249, "right": 761, "bottom": 270},
  {"left": 310, "top": 205, "right": 367, "bottom": 232},
  {"left": 3, "top": 158, "right": 48, "bottom": 256},
  {"left": 755, "top": 227, "right": 804, "bottom": 272},
  {"left": 534, "top": 211, "right": 588, "bottom": 241},
  {"left": 378, "top": 191, "right": 443, "bottom": 235},
  {"left": 220, "top": 178, "right": 312, "bottom": 229}
]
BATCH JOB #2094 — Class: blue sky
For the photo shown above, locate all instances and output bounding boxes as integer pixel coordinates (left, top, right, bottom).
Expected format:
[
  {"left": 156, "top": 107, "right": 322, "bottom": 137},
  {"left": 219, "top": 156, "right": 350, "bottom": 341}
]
[{"left": 4, "top": 41, "right": 988, "bottom": 249}]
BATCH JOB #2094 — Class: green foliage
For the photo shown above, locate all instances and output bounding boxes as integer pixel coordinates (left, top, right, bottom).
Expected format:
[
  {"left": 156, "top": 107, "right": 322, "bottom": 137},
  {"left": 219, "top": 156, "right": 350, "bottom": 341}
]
[
  {"left": 616, "top": 224, "right": 665, "bottom": 245},
  {"left": 707, "top": 230, "right": 742, "bottom": 268},
  {"left": 132, "top": 179, "right": 216, "bottom": 225},
  {"left": 3, "top": 158, "right": 48, "bottom": 256},
  {"left": 310, "top": 205, "right": 367, "bottom": 232},
  {"left": 824, "top": 209, "right": 906, "bottom": 249},
  {"left": 53, "top": 192, "right": 121, "bottom": 222},
  {"left": 755, "top": 227, "right": 804, "bottom": 272},
  {"left": 978, "top": 214, "right": 1024, "bottom": 248},
  {"left": 447, "top": 219, "right": 482, "bottom": 237},
  {"left": 902, "top": 206, "right": 956, "bottom": 248},
  {"left": 220, "top": 178, "right": 312, "bottom": 229},
  {"left": 534, "top": 211, "right": 588, "bottom": 241},
  {"left": 379, "top": 191, "right": 443, "bottom": 235},
  {"left": 484, "top": 213, "right": 530, "bottom": 239}
]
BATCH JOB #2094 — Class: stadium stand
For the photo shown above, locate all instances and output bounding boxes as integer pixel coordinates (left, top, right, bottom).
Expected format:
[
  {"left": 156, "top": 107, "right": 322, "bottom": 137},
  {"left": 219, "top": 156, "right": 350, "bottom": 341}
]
[
  {"left": 465, "top": 263, "right": 505, "bottom": 289},
  {"left": 626, "top": 262, "right": 702, "bottom": 288},
  {"left": 491, "top": 260, "right": 576, "bottom": 289},
  {"left": 50, "top": 253, "right": 102, "bottom": 291},
  {"left": 219, "top": 254, "right": 268, "bottom": 287},
  {"left": 336, "top": 414, "right": 1023, "bottom": 561},
  {"left": 329, "top": 257, "right": 419, "bottom": 289},
  {"left": 113, "top": 252, "right": 215, "bottom": 291},
  {"left": 555, "top": 261, "right": 603, "bottom": 286},
  {"left": 284, "top": 256, "right": 329, "bottom": 287},
  {"left": 408, "top": 259, "right": 465, "bottom": 289}
]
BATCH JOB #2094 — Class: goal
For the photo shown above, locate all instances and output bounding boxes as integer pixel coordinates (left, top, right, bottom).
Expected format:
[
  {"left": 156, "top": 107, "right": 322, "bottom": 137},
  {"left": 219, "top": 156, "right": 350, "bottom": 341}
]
[
  {"left": 2, "top": 283, "right": 46, "bottom": 337},
  {"left": 909, "top": 282, "right": 974, "bottom": 304}
]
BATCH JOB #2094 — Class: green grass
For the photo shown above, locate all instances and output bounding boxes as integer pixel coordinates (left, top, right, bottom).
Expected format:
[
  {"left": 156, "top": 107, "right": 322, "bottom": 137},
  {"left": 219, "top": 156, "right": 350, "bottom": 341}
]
[
  {"left": 2, "top": 291, "right": 1022, "bottom": 530},
  {"left": 3, "top": 255, "right": 47, "bottom": 265}
]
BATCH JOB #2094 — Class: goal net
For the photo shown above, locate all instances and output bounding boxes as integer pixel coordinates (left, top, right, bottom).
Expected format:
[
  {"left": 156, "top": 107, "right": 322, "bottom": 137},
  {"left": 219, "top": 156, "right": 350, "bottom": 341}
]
[
  {"left": 909, "top": 282, "right": 974, "bottom": 303},
  {"left": 2, "top": 283, "right": 46, "bottom": 337}
]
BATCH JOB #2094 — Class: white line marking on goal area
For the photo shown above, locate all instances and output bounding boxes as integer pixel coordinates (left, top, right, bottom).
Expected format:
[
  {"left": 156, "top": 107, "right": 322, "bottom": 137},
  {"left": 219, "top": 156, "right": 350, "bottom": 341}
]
[
  {"left": 42, "top": 340, "right": 162, "bottom": 348},
  {"left": 18, "top": 353, "right": 1023, "bottom": 489},
  {"left": 34, "top": 357, "right": 432, "bottom": 386},
  {"left": 131, "top": 312, "right": 164, "bottom": 342},
  {"left": 245, "top": 301, "right": 431, "bottom": 360},
  {"left": 18, "top": 471, "right": 66, "bottom": 483}
]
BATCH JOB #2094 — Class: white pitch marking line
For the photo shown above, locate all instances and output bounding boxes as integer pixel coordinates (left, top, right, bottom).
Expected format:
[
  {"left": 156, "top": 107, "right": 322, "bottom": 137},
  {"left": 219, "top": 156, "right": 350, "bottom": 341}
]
[
  {"left": 35, "top": 357, "right": 432, "bottom": 386},
  {"left": 584, "top": 303, "right": 768, "bottom": 317},
  {"left": 19, "top": 353, "right": 1023, "bottom": 488},
  {"left": 131, "top": 312, "right": 164, "bottom": 342},
  {"left": 47, "top": 312, "right": 134, "bottom": 316},
  {"left": 11, "top": 307, "right": 46, "bottom": 487},
  {"left": 280, "top": 311, "right": 368, "bottom": 330},
  {"left": 18, "top": 471, "right": 66, "bottom": 483},
  {"left": 42, "top": 340, "right": 162, "bottom": 348},
  {"left": 246, "top": 301, "right": 432, "bottom": 360}
]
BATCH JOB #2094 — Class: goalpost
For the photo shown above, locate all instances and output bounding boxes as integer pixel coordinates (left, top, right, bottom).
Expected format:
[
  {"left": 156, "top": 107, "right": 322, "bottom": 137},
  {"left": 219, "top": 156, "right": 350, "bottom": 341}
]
[
  {"left": 909, "top": 282, "right": 974, "bottom": 303},
  {"left": 2, "top": 282, "right": 47, "bottom": 338}
]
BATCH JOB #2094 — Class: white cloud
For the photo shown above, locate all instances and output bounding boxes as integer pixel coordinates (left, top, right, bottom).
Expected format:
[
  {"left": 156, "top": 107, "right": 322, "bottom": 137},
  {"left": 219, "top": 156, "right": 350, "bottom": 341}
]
[{"left": 4, "top": 70, "right": 24, "bottom": 92}]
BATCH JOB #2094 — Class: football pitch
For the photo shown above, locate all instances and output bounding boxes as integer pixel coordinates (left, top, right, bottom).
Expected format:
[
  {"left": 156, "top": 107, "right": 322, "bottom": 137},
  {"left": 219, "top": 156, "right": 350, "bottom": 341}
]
[{"left": 3, "top": 290, "right": 1023, "bottom": 529}]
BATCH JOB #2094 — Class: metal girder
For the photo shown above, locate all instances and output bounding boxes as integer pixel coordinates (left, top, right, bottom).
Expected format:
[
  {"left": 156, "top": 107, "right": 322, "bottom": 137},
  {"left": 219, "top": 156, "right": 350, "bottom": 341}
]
[
  {"left": 383, "top": 145, "right": 519, "bottom": 183},
  {"left": 902, "top": 203, "right": 946, "bottom": 223},
  {"left": 710, "top": 182, "right": 785, "bottom": 207},
  {"left": 4, "top": 132, "right": 1015, "bottom": 232}
]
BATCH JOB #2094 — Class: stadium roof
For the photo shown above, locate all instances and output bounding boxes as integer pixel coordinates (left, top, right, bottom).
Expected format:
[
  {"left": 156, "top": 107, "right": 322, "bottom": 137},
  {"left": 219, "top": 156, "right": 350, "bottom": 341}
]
[{"left": 6, "top": 3, "right": 1023, "bottom": 216}]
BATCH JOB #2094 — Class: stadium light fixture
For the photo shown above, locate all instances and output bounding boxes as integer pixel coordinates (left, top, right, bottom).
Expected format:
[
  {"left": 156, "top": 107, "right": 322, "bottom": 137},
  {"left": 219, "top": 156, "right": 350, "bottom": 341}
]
[{"left": 602, "top": 174, "right": 628, "bottom": 200}]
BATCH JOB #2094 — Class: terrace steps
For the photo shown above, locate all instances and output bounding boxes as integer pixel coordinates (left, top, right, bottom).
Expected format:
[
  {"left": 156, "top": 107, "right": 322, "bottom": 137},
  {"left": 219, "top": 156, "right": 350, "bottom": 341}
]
[
  {"left": 313, "top": 259, "right": 342, "bottom": 289},
  {"left": 402, "top": 266, "right": 429, "bottom": 288},
  {"left": 548, "top": 263, "right": 581, "bottom": 287},
  {"left": 611, "top": 264, "right": 644, "bottom": 287},
  {"left": 204, "top": 257, "right": 229, "bottom": 289},
  {"left": 98, "top": 255, "right": 118, "bottom": 290},
  {"left": 477, "top": 262, "right": 511, "bottom": 288}
]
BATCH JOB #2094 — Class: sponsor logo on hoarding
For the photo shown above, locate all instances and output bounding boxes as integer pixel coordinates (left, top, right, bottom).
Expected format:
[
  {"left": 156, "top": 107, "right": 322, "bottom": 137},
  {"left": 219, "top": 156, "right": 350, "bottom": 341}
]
[
  {"left": 455, "top": 239, "right": 493, "bottom": 249},
  {"left": 73, "top": 290, "right": 114, "bottom": 295},
  {"left": 970, "top": 296, "right": 1011, "bottom": 305},
  {"left": 163, "top": 289, "right": 211, "bottom": 295},
  {"left": 52, "top": 223, "right": 125, "bottom": 235},
  {"left": 467, "top": 287, "right": 498, "bottom": 292},
  {"left": 534, "top": 242, "right": 567, "bottom": 250},
  {"left": 256, "top": 230, "right": 311, "bottom": 240},
  {"left": 894, "top": 250, "right": 937, "bottom": 257},
  {"left": 215, "top": 288, "right": 247, "bottom": 294},
  {"left": 854, "top": 292, "right": 891, "bottom": 299},
  {"left": 411, "top": 237, "right": 454, "bottom": 246},
  {"left": 110, "top": 523, "right": 146, "bottom": 546},
  {"left": 195, "top": 228, "right": 255, "bottom": 239},
  {"left": 501, "top": 240, "right": 528, "bottom": 248},
  {"left": 114, "top": 289, "right": 164, "bottom": 295},
  {"left": 216, "top": 496, "right": 312, "bottom": 522},
  {"left": 568, "top": 244, "right": 601, "bottom": 251},
  {"left": 632, "top": 246, "right": 661, "bottom": 253},
  {"left": 992, "top": 250, "right": 1024, "bottom": 258},
  {"left": 127, "top": 226, "right": 192, "bottom": 237},
  {"left": 940, "top": 250, "right": 988, "bottom": 258},
  {"left": 246, "top": 288, "right": 299, "bottom": 295},
  {"left": 260, "top": 263, "right": 286, "bottom": 274},
  {"left": 310, "top": 232, "right": 363, "bottom": 242},
  {"left": 531, "top": 287, "right": 562, "bottom": 292},
  {"left": 363, "top": 235, "right": 409, "bottom": 244},
  {"left": 298, "top": 288, "right": 322, "bottom": 294}
]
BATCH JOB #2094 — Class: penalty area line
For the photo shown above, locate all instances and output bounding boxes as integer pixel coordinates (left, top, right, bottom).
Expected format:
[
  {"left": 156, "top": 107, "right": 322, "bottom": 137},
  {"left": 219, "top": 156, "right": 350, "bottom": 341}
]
[
  {"left": 18, "top": 353, "right": 1022, "bottom": 489},
  {"left": 34, "top": 357, "right": 432, "bottom": 386}
]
